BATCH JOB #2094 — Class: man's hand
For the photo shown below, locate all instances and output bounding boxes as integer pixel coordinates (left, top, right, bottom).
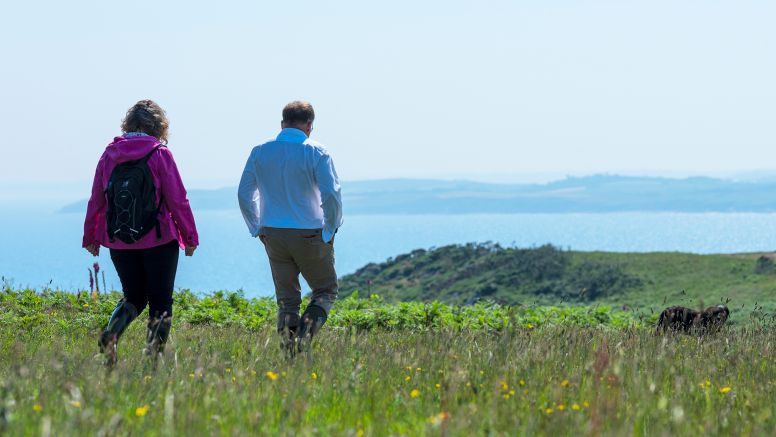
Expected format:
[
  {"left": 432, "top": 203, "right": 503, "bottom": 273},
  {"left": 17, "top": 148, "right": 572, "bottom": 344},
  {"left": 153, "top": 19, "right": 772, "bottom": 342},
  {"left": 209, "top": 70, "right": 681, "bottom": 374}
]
[
  {"left": 185, "top": 245, "right": 197, "bottom": 257},
  {"left": 85, "top": 244, "right": 99, "bottom": 257}
]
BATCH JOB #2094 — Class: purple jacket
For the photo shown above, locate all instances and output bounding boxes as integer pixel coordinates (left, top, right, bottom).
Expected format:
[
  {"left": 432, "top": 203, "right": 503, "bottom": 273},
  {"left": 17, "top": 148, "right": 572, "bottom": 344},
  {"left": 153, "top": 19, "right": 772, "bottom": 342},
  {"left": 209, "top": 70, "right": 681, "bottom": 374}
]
[{"left": 82, "top": 134, "right": 199, "bottom": 250}]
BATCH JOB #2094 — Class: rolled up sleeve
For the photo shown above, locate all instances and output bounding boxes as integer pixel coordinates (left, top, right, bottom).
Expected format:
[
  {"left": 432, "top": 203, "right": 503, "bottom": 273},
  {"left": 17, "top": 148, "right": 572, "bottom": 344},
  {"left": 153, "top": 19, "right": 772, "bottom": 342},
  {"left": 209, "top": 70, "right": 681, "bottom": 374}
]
[{"left": 314, "top": 153, "right": 343, "bottom": 243}]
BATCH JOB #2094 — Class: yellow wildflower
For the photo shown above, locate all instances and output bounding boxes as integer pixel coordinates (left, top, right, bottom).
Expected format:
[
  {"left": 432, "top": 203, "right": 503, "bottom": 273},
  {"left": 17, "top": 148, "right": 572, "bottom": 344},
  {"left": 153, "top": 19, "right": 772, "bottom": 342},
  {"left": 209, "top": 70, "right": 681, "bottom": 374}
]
[
  {"left": 188, "top": 373, "right": 195, "bottom": 378},
  {"left": 571, "top": 403, "right": 581, "bottom": 411},
  {"left": 32, "top": 404, "right": 43, "bottom": 412},
  {"left": 557, "top": 404, "right": 566, "bottom": 411},
  {"left": 502, "top": 394, "right": 510, "bottom": 400},
  {"left": 405, "top": 375, "right": 411, "bottom": 381},
  {"left": 311, "top": 372, "right": 318, "bottom": 380},
  {"left": 135, "top": 405, "right": 150, "bottom": 417},
  {"left": 226, "top": 368, "right": 231, "bottom": 373},
  {"left": 519, "top": 379, "right": 525, "bottom": 386},
  {"left": 561, "top": 379, "right": 570, "bottom": 387},
  {"left": 545, "top": 407, "right": 553, "bottom": 414},
  {"left": 500, "top": 381, "right": 509, "bottom": 391},
  {"left": 583, "top": 401, "right": 590, "bottom": 408},
  {"left": 70, "top": 401, "right": 81, "bottom": 408},
  {"left": 281, "top": 371, "right": 287, "bottom": 377},
  {"left": 231, "top": 376, "right": 236, "bottom": 383},
  {"left": 435, "top": 383, "right": 441, "bottom": 389},
  {"left": 410, "top": 389, "right": 420, "bottom": 398},
  {"left": 357, "top": 430, "right": 364, "bottom": 437},
  {"left": 719, "top": 386, "right": 732, "bottom": 394},
  {"left": 265, "top": 371, "right": 279, "bottom": 381},
  {"left": 527, "top": 323, "right": 534, "bottom": 329},
  {"left": 509, "top": 390, "right": 515, "bottom": 395}
]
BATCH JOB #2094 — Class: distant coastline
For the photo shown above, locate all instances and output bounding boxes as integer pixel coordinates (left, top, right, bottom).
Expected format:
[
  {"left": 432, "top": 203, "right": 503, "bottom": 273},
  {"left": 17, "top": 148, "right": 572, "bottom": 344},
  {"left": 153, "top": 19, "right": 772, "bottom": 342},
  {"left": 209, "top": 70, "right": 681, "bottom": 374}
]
[{"left": 59, "top": 174, "right": 776, "bottom": 214}]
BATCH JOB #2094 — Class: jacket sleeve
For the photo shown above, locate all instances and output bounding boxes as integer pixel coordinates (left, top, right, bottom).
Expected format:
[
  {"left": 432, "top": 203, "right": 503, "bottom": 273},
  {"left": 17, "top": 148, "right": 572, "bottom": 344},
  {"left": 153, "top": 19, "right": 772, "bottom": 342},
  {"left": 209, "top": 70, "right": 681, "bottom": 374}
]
[
  {"left": 82, "top": 154, "right": 107, "bottom": 247},
  {"left": 157, "top": 148, "right": 199, "bottom": 247},
  {"left": 314, "top": 152, "right": 343, "bottom": 243},
  {"left": 237, "top": 149, "right": 261, "bottom": 237}
]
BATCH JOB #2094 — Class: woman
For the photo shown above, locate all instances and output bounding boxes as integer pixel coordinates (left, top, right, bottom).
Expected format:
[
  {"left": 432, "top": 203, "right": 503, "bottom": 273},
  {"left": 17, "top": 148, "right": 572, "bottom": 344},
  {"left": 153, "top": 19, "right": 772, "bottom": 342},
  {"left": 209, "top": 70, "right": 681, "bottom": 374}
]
[{"left": 82, "top": 99, "right": 198, "bottom": 366}]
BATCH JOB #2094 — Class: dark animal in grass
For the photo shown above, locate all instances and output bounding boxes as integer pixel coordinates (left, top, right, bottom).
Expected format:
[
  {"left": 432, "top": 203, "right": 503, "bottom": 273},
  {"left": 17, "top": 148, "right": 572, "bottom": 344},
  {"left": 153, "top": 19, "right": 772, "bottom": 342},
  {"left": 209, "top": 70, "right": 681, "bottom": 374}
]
[{"left": 655, "top": 305, "right": 730, "bottom": 334}]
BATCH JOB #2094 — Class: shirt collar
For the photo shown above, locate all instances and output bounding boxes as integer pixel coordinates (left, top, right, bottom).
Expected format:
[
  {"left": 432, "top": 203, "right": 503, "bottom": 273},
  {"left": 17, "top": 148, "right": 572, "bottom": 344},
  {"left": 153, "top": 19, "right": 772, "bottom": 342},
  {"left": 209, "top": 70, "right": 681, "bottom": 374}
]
[{"left": 276, "top": 128, "right": 308, "bottom": 143}]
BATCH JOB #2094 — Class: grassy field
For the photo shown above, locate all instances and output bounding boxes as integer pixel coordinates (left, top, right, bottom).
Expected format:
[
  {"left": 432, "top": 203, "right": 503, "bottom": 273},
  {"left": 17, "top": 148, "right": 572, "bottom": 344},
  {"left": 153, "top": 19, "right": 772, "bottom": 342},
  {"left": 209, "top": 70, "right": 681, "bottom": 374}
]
[
  {"left": 2, "top": 289, "right": 776, "bottom": 436},
  {"left": 579, "top": 251, "right": 776, "bottom": 312}
]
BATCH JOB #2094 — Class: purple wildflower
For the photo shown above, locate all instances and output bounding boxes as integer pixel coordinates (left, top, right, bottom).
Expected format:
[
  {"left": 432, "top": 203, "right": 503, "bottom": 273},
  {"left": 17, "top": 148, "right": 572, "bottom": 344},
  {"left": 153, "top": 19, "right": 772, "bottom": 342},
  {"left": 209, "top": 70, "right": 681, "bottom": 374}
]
[
  {"left": 93, "top": 263, "right": 100, "bottom": 275},
  {"left": 88, "top": 269, "right": 94, "bottom": 292}
]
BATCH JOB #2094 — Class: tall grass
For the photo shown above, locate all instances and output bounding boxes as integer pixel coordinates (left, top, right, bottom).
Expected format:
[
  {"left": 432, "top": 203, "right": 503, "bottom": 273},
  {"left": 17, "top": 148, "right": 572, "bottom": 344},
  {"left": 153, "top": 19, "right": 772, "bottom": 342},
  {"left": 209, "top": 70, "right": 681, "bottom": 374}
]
[{"left": 1, "top": 289, "right": 774, "bottom": 436}]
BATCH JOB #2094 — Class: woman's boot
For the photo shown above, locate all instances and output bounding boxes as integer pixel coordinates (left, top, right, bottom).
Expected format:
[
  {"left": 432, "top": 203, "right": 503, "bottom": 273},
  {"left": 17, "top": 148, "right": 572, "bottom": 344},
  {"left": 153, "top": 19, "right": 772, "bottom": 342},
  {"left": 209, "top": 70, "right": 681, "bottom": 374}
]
[
  {"left": 98, "top": 300, "right": 138, "bottom": 367},
  {"left": 144, "top": 315, "right": 172, "bottom": 362}
]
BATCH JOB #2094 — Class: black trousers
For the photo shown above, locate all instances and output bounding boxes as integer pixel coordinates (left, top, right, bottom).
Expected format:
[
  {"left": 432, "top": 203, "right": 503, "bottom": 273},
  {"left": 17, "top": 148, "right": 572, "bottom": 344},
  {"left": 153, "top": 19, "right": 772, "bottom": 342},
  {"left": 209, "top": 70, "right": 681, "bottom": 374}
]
[{"left": 109, "top": 240, "right": 179, "bottom": 318}]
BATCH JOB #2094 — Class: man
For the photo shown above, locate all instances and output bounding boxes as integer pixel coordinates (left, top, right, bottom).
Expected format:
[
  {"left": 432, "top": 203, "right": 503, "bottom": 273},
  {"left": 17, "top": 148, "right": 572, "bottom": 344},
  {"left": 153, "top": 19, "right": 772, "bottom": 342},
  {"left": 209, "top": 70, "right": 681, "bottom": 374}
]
[{"left": 238, "top": 101, "right": 343, "bottom": 356}]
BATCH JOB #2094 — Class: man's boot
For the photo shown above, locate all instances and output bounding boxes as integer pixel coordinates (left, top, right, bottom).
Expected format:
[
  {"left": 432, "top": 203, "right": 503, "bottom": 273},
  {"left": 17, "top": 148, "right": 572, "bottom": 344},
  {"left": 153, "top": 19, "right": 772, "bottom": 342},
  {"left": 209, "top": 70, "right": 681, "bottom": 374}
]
[
  {"left": 144, "top": 314, "right": 172, "bottom": 362},
  {"left": 296, "top": 304, "right": 327, "bottom": 353},
  {"left": 278, "top": 313, "right": 300, "bottom": 359},
  {"left": 98, "top": 300, "right": 138, "bottom": 367}
]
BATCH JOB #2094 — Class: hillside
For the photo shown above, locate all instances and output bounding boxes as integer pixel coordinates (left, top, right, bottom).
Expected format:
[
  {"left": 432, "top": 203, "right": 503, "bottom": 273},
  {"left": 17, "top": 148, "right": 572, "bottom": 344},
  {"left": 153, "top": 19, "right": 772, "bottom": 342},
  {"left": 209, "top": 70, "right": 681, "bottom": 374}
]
[{"left": 339, "top": 244, "right": 776, "bottom": 318}]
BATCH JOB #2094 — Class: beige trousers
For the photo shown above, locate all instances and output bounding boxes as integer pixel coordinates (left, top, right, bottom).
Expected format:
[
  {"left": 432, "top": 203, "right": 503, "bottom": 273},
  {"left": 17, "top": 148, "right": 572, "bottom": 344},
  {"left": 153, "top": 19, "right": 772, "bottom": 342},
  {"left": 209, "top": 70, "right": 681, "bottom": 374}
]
[{"left": 259, "top": 227, "right": 338, "bottom": 330}]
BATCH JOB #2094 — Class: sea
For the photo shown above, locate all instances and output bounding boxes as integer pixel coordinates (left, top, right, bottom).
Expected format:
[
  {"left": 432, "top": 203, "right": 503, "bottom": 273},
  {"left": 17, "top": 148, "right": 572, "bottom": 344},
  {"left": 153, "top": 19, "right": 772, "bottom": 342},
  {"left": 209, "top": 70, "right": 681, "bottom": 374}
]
[{"left": 2, "top": 208, "right": 776, "bottom": 297}]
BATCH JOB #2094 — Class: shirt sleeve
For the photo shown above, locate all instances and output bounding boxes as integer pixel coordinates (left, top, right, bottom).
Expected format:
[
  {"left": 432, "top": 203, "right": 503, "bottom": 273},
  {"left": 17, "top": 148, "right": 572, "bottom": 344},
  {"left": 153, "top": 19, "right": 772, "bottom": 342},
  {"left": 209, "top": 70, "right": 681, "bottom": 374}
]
[
  {"left": 157, "top": 148, "right": 199, "bottom": 247},
  {"left": 82, "top": 154, "right": 107, "bottom": 247},
  {"left": 314, "top": 152, "right": 343, "bottom": 243},
  {"left": 238, "top": 150, "right": 261, "bottom": 237}
]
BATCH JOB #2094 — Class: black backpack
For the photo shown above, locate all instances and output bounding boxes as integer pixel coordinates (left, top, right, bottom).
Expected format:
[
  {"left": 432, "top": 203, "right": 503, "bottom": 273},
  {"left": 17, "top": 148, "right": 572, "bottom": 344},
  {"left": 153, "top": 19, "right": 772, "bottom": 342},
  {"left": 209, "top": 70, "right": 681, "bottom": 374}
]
[{"left": 105, "top": 146, "right": 164, "bottom": 243}]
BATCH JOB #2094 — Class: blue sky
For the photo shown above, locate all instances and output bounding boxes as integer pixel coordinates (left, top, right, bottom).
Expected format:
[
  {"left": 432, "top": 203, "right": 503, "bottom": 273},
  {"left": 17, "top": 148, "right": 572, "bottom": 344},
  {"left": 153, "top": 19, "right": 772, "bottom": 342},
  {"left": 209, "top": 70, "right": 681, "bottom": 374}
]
[{"left": 1, "top": 0, "right": 774, "bottom": 201}]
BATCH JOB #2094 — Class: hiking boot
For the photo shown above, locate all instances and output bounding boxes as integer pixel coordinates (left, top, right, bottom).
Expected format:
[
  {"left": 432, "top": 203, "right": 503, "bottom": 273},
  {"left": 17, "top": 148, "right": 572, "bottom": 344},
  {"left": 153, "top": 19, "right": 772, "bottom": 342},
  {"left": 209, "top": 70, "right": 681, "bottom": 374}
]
[
  {"left": 296, "top": 305, "right": 328, "bottom": 353},
  {"left": 98, "top": 300, "right": 138, "bottom": 368},
  {"left": 143, "top": 315, "right": 172, "bottom": 362},
  {"left": 278, "top": 313, "right": 299, "bottom": 359},
  {"left": 280, "top": 325, "right": 298, "bottom": 359}
]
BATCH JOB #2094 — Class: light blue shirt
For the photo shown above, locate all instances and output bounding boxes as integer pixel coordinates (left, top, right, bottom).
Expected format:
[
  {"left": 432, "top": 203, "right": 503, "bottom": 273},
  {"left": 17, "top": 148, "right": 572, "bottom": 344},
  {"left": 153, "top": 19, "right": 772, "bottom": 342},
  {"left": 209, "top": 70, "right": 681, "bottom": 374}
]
[{"left": 238, "top": 128, "right": 343, "bottom": 243}]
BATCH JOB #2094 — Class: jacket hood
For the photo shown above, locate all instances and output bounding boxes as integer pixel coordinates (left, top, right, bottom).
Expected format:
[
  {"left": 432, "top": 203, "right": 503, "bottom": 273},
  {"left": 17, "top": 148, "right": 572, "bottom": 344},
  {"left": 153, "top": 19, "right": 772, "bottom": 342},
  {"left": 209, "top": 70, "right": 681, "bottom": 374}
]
[{"left": 105, "top": 135, "right": 162, "bottom": 163}]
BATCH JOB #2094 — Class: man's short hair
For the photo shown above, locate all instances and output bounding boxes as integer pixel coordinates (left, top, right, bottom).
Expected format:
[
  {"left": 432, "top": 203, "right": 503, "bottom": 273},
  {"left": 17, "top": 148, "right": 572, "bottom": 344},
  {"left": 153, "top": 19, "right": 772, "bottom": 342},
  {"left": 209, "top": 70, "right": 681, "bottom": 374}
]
[{"left": 282, "top": 101, "right": 315, "bottom": 125}]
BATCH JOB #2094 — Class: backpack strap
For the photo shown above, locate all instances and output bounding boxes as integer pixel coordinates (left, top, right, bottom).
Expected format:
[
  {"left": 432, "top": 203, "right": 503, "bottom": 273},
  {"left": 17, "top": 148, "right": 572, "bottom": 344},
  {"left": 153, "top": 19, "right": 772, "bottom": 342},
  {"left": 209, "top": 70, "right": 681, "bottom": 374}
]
[
  {"left": 141, "top": 144, "right": 164, "bottom": 163},
  {"left": 145, "top": 145, "right": 166, "bottom": 241},
  {"left": 155, "top": 193, "right": 164, "bottom": 240}
]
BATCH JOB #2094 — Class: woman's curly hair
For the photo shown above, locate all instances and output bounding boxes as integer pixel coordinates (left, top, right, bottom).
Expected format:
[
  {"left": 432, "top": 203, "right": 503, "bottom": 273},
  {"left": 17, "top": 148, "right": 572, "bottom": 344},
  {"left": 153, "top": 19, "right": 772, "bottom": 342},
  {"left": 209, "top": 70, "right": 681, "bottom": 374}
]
[{"left": 121, "top": 99, "right": 170, "bottom": 144}]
